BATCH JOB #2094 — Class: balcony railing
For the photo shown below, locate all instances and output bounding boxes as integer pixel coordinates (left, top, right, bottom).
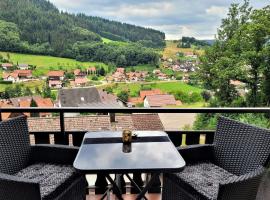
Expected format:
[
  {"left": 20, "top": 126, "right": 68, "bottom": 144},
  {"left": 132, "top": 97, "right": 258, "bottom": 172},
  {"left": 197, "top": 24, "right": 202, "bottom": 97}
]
[{"left": 0, "top": 107, "right": 269, "bottom": 195}]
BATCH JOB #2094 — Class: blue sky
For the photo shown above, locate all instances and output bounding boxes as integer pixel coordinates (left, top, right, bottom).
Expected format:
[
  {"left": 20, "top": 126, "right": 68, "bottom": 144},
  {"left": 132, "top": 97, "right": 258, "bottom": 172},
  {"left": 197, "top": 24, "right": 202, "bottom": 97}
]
[{"left": 49, "top": 0, "right": 269, "bottom": 40}]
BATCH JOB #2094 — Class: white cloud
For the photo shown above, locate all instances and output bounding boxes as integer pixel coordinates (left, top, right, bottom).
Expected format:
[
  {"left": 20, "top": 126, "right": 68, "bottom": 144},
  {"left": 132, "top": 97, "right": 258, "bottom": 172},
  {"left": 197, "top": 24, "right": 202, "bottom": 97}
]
[
  {"left": 49, "top": 0, "right": 270, "bottom": 40},
  {"left": 206, "top": 6, "right": 228, "bottom": 18}
]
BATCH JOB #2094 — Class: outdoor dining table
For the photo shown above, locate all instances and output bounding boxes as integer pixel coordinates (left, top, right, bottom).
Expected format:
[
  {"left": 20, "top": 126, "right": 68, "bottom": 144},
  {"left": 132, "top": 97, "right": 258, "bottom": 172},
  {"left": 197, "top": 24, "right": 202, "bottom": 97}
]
[{"left": 73, "top": 131, "right": 186, "bottom": 200}]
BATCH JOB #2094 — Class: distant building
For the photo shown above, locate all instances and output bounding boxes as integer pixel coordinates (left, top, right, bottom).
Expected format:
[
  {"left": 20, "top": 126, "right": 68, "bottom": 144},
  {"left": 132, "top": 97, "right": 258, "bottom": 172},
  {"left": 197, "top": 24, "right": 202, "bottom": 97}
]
[
  {"left": 47, "top": 71, "right": 64, "bottom": 81},
  {"left": 2, "top": 70, "right": 32, "bottom": 83},
  {"left": 18, "top": 64, "right": 29, "bottom": 70},
  {"left": 49, "top": 80, "right": 63, "bottom": 89},
  {"left": 1, "top": 63, "right": 13, "bottom": 70},
  {"left": 116, "top": 68, "right": 125, "bottom": 74},
  {"left": 73, "top": 69, "right": 87, "bottom": 78},
  {"left": 144, "top": 94, "right": 177, "bottom": 107},
  {"left": 2, "top": 72, "right": 19, "bottom": 83},
  {"left": 14, "top": 70, "right": 32, "bottom": 80},
  {"left": 58, "top": 87, "right": 124, "bottom": 116},
  {"left": 140, "top": 89, "right": 163, "bottom": 99},
  {"left": 70, "top": 78, "right": 88, "bottom": 87}
]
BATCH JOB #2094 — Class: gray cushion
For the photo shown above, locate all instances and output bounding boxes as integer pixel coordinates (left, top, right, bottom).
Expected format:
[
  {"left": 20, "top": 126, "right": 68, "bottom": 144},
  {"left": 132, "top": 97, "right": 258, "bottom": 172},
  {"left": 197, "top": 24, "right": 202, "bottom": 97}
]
[
  {"left": 15, "top": 163, "right": 78, "bottom": 199},
  {"left": 176, "top": 162, "right": 238, "bottom": 200}
]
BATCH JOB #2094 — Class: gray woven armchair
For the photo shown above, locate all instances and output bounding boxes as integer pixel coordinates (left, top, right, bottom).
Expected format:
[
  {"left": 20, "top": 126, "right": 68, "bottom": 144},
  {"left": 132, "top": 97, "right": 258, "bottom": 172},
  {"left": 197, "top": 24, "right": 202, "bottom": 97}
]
[
  {"left": 0, "top": 116, "right": 87, "bottom": 200},
  {"left": 163, "top": 116, "right": 270, "bottom": 200}
]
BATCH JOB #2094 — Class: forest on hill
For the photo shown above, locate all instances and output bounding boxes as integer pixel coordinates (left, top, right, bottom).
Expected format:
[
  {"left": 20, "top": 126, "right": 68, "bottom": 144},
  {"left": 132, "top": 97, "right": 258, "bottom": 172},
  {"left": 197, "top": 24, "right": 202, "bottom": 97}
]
[{"left": 0, "top": 0, "right": 164, "bottom": 66}]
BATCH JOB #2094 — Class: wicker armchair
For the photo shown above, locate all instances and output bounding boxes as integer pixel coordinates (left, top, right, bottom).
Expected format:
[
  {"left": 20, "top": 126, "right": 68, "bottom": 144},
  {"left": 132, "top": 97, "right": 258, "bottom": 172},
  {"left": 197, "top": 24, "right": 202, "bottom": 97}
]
[
  {"left": 0, "top": 116, "right": 87, "bottom": 200},
  {"left": 163, "top": 116, "right": 270, "bottom": 200}
]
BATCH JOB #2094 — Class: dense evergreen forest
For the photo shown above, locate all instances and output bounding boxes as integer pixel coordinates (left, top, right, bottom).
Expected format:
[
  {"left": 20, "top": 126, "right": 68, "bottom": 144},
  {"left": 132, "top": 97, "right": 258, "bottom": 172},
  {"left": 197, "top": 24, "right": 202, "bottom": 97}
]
[
  {"left": 0, "top": 0, "right": 164, "bottom": 66},
  {"left": 178, "top": 37, "right": 211, "bottom": 48}
]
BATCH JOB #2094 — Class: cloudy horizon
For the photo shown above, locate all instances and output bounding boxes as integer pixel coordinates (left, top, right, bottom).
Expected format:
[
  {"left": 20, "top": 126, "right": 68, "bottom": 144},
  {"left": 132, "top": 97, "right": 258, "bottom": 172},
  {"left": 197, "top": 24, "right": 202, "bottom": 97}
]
[{"left": 49, "top": 0, "right": 269, "bottom": 40}]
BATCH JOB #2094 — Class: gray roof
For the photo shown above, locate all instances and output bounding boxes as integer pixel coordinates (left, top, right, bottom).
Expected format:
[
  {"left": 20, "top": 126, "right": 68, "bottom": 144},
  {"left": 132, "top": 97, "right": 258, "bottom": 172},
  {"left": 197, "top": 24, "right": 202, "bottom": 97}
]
[{"left": 58, "top": 87, "right": 123, "bottom": 108}]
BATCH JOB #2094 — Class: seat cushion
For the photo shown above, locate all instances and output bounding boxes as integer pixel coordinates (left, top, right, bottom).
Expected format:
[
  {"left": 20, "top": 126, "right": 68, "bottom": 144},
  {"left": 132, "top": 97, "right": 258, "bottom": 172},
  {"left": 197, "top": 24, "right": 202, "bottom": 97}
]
[
  {"left": 15, "top": 163, "right": 80, "bottom": 200},
  {"left": 175, "top": 162, "right": 238, "bottom": 200}
]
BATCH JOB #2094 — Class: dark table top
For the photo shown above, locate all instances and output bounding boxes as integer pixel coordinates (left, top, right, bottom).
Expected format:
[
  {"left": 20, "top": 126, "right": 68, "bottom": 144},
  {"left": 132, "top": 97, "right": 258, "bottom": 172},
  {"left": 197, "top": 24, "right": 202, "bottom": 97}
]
[{"left": 73, "top": 131, "right": 185, "bottom": 174}]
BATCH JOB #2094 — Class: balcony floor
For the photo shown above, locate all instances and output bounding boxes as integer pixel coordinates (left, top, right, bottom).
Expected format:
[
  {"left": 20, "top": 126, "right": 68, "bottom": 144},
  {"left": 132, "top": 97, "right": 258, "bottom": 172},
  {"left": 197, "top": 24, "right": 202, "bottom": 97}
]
[{"left": 87, "top": 194, "right": 161, "bottom": 200}]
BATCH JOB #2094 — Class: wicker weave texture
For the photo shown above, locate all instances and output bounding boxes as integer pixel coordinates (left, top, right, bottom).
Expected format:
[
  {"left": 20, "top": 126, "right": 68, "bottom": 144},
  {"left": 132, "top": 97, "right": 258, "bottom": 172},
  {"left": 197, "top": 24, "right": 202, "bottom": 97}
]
[
  {"left": 0, "top": 116, "right": 31, "bottom": 175},
  {"left": 214, "top": 117, "right": 270, "bottom": 175},
  {"left": 163, "top": 116, "right": 270, "bottom": 200}
]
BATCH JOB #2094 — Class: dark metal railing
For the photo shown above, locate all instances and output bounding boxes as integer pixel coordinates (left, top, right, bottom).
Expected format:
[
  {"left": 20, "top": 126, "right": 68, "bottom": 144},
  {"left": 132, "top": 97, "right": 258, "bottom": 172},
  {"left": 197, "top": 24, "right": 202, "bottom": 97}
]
[{"left": 1, "top": 107, "right": 269, "bottom": 194}]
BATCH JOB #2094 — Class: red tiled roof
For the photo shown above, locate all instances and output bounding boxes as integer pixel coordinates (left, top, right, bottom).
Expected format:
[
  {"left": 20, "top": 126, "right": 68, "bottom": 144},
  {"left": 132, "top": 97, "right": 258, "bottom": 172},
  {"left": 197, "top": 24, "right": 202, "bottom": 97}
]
[
  {"left": 27, "top": 114, "right": 164, "bottom": 132},
  {"left": 116, "top": 68, "right": 125, "bottom": 73},
  {"left": 140, "top": 89, "right": 162, "bottom": 99},
  {"left": 128, "top": 97, "right": 143, "bottom": 105},
  {"left": 145, "top": 94, "right": 176, "bottom": 107},
  {"left": 14, "top": 70, "right": 32, "bottom": 77},
  {"left": 34, "top": 97, "right": 54, "bottom": 107},
  {"left": 47, "top": 70, "right": 64, "bottom": 77},
  {"left": 2, "top": 72, "right": 18, "bottom": 79},
  {"left": 75, "top": 78, "right": 88, "bottom": 84},
  {"left": 74, "top": 69, "right": 81, "bottom": 76},
  {"left": 132, "top": 114, "right": 164, "bottom": 130},
  {"left": 1, "top": 63, "right": 13, "bottom": 68}
]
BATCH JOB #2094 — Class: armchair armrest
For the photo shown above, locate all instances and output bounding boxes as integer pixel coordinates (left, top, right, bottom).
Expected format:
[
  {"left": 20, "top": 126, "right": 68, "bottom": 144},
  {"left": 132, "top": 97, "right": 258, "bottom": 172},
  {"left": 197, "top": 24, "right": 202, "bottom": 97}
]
[
  {"left": 177, "top": 144, "right": 215, "bottom": 164},
  {"left": 30, "top": 144, "right": 79, "bottom": 165},
  {"left": 0, "top": 172, "right": 41, "bottom": 200},
  {"left": 218, "top": 166, "right": 266, "bottom": 200}
]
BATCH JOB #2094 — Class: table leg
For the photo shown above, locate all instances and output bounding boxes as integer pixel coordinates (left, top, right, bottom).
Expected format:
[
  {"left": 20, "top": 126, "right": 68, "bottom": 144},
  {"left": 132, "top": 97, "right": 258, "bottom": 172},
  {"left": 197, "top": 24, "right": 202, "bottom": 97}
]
[
  {"left": 136, "top": 173, "right": 160, "bottom": 200},
  {"left": 125, "top": 174, "right": 148, "bottom": 200},
  {"left": 105, "top": 175, "right": 123, "bottom": 200}
]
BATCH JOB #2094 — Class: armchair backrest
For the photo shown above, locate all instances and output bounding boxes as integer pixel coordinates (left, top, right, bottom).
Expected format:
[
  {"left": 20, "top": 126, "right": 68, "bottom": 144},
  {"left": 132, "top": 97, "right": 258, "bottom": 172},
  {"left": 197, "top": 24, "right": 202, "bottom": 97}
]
[
  {"left": 214, "top": 116, "right": 270, "bottom": 175},
  {"left": 0, "top": 116, "right": 31, "bottom": 174}
]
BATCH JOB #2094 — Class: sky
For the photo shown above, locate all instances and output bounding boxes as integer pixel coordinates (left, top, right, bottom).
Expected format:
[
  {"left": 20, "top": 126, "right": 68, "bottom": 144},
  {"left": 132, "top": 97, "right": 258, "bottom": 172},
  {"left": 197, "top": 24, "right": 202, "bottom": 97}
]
[{"left": 49, "top": 0, "right": 269, "bottom": 40}]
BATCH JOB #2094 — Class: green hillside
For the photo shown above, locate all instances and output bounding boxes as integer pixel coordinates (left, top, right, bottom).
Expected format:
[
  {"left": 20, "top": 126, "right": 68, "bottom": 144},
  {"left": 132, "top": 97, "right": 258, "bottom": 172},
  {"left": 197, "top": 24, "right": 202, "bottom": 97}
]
[{"left": 0, "top": 52, "right": 107, "bottom": 76}]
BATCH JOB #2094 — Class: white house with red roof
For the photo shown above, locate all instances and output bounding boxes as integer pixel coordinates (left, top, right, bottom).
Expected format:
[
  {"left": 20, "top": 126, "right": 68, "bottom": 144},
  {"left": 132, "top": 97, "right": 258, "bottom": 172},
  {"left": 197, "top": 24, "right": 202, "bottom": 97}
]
[
  {"left": 1, "top": 63, "right": 14, "bottom": 70},
  {"left": 144, "top": 94, "right": 177, "bottom": 107}
]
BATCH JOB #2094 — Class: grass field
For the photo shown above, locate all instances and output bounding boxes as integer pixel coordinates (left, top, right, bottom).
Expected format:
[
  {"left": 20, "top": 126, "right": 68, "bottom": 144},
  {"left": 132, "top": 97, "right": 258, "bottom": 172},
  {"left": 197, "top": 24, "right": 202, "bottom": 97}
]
[
  {"left": 101, "top": 37, "right": 127, "bottom": 46},
  {"left": 163, "top": 40, "right": 204, "bottom": 60},
  {"left": 103, "top": 81, "right": 203, "bottom": 97},
  {"left": 0, "top": 52, "right": 108, "bottom": 76},
  {"left": 126, "top": 64, "right": 157, "bottom": 73},
  {"left": 0, "top": 80, "right": 45, "bottom": 92}
]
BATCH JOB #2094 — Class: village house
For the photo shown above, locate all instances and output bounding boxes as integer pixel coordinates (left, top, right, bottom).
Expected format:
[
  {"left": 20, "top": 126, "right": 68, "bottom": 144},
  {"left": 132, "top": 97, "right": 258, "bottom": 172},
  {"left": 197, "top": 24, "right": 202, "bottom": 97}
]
[
  {"left": 230, "top": 80, "right": 248, "bottom": 96},
  {"left": 87, "top": 67, "right": 96, "bottom": 75},
  {"left": 58, "top": 87, "right": 124, "bottom": 116},
  {"left": 49, "top": 80, "right": 63, "bottom": 89},
  {"left": 184, "top": 51, "right": 198, "bottom": 59},
  {"left": 1, "top": 63, "right": 14, "bottom": 70},
  {"left": 70, "top": 77, "right": 88, "bottom": 87},
  {"left": 47, "top": 70, "right": 65, "bottom": 88},
  {"left": 157, "top": 72, "right": 168, "bottom": 80},
  {"left": 2, "top": 70, "right": 32, "bottom": 83},
  {"left": 2, "top": 72, "right": 19, "bottom": 83},
  {"left": 18, "top": 64, "right": 29, "bottom": 70},
  {"left": 111, "top": 72, "right": 126, "bottom": 82},
  {"left": 73, "top": 69, "right": 87, "bottom": 78},
  {"left": 182, "top": 74, "right": 190, "bottom": 83},
  {"left": 126, "top": 71, "right": 148, "bottom": 82},
  {"left": 116, "top": 67, "right": 125, "bottom": 74},
  {"left": 47, "top": 70, "right": 65, "bottom": 81},
  {"left": 128, "top": 89, "right": 163, "bottom": 107},
  {"left": 14, "top": 70, "right": 32, "bottom": 80},
  {"left": 144, "top": 94, "right": 177, "bottom": 107}
]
